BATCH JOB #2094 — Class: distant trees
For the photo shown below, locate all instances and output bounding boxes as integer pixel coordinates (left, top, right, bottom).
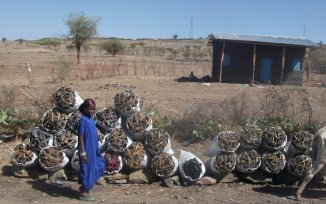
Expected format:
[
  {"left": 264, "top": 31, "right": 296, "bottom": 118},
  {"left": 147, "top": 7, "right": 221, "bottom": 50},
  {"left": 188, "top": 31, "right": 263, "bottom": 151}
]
[
  {"left": 65, "top": 12, "right": 100, "bottom": 64},
  {"left": 172, "top": 34, "right": 178, "bottom": 40},
  {"left": 99, "top": 40, "right": 125, "bottom": 57},
  {"left": 2, "top": 38, "right": 6, "bottom": 43}
]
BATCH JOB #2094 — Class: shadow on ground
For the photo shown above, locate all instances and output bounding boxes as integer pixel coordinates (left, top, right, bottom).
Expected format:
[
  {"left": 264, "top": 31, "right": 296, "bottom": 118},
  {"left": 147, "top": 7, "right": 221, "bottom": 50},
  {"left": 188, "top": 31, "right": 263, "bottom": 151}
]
[
  {"left": 27, "top": 179, "right": 80, "bottom": 200},
  {"left": 252, "top": 184, "right": 326, "bottom": 200}
]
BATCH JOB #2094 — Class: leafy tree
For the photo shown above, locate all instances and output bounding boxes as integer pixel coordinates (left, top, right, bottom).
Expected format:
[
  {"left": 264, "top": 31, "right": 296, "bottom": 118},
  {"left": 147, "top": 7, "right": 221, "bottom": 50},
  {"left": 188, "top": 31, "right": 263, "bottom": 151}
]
[
  {"left": 65, "top": 12, "right": 100, "bottom": 64},
  {"left": 99, "top": 40, "right": 125, "bottom": 57},
  {"left": 2, "top": 38, "right": 6, "bottom": 43},
  {"left": 172, "top": 34, "right": 178, "bottom": 40}
]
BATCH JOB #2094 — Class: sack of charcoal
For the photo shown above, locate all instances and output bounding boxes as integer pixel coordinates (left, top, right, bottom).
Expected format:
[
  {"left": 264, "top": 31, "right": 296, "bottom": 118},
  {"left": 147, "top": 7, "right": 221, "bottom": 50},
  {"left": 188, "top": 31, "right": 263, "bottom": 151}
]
[
  {"left": 29, "top": 127, "right": 54, "bottom": 153},
  {"left": 96, "top": 107, "right": 121, "bottom": 133},
  {"left": 38, "top": 146, "right": 69, "bottom": 172},
  {"left": 287, "top": 131, "right": 314, "bottom": 155},
  {"left": 54, "top": 130, "right": 78, "bottom": 157},
  {"left": 125, "top": 112, "right": 152, "bottom": 142},
  {"left": 40, "top": 108, "right": 68, "bottom": 134},
  {"left": 151, "top": 152, "right": 178, "bottom": 178},
  {"left": 97, "top": 127, "right": 108, "bottom": 153},
  {"left": 53, "top": 86, "right": 83, "bottom": 114},
  {"left": 145, "top": 128, "right": 173, "bottom": 156},
  {"left": 235, "top": 150, "right": 261, "bottom": 173},
  {"left": 262, "top": 126, "right": 287, "bottom": 151},
  {"left": 206, "top": 152, "right": 237, "bottom": 177},
  {"left": 239, "top": 124, "right": 263, "bottom": 150},
  {"left": 179, "top": 150, "right": 206, "bottom": 182},
  {"left": 124, "top": 142, "right": 148, "bottom": 170},
  {"left": 286, "top": 154, "right": 312, "bottom": 177},
  {"left": 114, "top": 90, "right": 140, "bottom": 118},
  {"left": 203, "top": 131, "right": 240, "bottom": 157},
  {"left": 260, "top": 150, "right": 286, "bottom": 174},
  {"left": 105, "top": 128, "right": 132, "bottom": 153},
  {"left": 65, "top": 110, "right": 82, "bottom": 134},
  {"left": 10, "top": 143, "right": 38, "bottom": 168},
  {"left": 103, "top": 151, "right": 123, "bottom": 175}
]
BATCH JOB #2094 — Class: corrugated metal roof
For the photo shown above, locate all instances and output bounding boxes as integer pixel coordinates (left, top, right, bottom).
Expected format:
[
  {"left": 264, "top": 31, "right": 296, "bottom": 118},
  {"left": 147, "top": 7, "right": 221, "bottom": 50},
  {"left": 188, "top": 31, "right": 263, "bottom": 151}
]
[{"left": 211, "top": 33, "right": 318, "bottom": 47}]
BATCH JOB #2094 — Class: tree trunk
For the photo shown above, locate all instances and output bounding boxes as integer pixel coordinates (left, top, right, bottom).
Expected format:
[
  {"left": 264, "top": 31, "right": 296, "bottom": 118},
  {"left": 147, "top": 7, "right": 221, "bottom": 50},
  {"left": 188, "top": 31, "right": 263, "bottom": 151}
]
[{"left": 76, "top": 41, "right": 81, "bottom": 64}]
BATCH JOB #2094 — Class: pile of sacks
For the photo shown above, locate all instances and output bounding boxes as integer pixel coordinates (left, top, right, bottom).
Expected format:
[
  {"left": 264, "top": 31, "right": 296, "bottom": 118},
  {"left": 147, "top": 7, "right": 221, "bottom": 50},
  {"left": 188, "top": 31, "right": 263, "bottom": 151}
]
[
  {"left": 204, "top": 124, "right": 314, "bottom": 182},
  {"left": 10, "top": 87, "right": 207, "bottom": 185}
]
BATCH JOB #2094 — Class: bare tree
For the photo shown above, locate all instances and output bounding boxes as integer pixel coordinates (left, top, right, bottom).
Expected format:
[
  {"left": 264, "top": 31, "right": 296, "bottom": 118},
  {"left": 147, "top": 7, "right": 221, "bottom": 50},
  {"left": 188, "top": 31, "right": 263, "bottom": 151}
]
[{"left": 65, "top": 12, "right": 100, "bottom": 64}]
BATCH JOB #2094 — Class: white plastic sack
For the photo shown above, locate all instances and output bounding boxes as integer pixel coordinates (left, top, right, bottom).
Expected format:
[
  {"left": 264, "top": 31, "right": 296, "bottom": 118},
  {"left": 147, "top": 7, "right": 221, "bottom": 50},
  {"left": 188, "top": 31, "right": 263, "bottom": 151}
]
[
  {"left": 179, "top": 150, "right": 205, "bottom": 182},
  {"left": 29, "top": 127, "right": 54, "bottom": 153},
  {"left": 71, "top": 150, "right": 80, "bottom": 172},
  {"left": 55, "top": 90, "right": 83, "bottom": 114},
  {"left": 235, "top": 150, "right": 261, "bottom": 173},
  {"left": 260, "top": 151, "right": 286, "bottom": 174},
  {"left": 206, "top": 153, "right": 237, "bottom": 176},
  {"left": 103, "top": 152, "right": 123, "bottom": 175},
  {"left": 152, "top": 154, "right": 178, "bottom": 178},
  {"left": 38, "top": 146, "right": 69, "bottom": 172},
  {"left": 10, "top": 143, "right": 38, "bottom": 168},
  {"left": 105, "top": 129, "right": 133, "bottom": 153},
  {"left": 203, "top": 131, "right": 240, "bottom": 157}
]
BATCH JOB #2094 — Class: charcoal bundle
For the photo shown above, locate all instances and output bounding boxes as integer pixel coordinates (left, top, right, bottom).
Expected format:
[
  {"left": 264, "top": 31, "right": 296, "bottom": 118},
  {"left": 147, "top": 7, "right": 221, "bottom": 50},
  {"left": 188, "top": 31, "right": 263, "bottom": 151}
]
[
  {"left": 103, "top": 152, "right": 123, "bottom": 174},
  {"left": 124, "top": 142, "right": 147, "bottom": 170},
  {"left": 97, "top": 128, "right": 106, "bottom": 145},
  {"left": 240, "top": 124, "right": 263, "bottom": 149},
  {"left": 11, "top": 143, "right": 37, "bottom": 167},
  {"left": 287, "top": 154, "right": 312, "bottom": 177},
  {"left": 291, "top": 131, "right": 314, "bottom": 153},
  {"left": 217, "top": 131, "right": 240, "bottom": 152},
  {"left": 66, "top": 110, "right": 81, "bottom": 134},
  {"left": 262, "top": 126, "right": 287, "bottom": 150},
  {"left": 209, "top": 152, "right": 237, "bottom": 176},
  {"left": 96, "top": 107, "right": 121, "bottom": 133},
  {"left": 53, "top": 86, "right": 83, "bottom": 114},
  {"left": 114, "top": 90, "right": 140, "bottom": 117},
  {"left": 236, "top": 150, "right": 261, "bottom": 173},
  {"left": 125, "top": 112, "right": 152, "bottom": 141},
  {"left": 39, "top": 146, "right": 69, "bottom": 171},
  {"left": 179, "top": 150, "right": 205, "bottom": 182},
  {"left": 261, "top": 151, "right": 286, "bottom": 174},
  {"left": 145, "top": 129, "right": 170, "bottom": 156},
  {"left": 105, "top": 128, "right": 130, "bottom": 153},
  {"left": 151, "top": 153, "right": 178, "bottom": 178},
  {"left": 41, "top": 108, "right": 68, "bottom": 133},
  {"left": 29, "top": 127, "right": 54, "bottom": 153},
  {"left": 55, "top": 131, "right": 78, "bottom": 156}
]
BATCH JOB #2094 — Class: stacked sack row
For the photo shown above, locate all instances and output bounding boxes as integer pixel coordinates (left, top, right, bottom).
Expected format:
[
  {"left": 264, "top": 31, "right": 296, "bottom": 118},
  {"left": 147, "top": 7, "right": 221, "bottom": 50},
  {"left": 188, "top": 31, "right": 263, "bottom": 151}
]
[
  {"left": 205, "top": 124, "right": 314, "bottom": 180},
  {"left": 11, "top": 87, "right": 84, "bottom": 172}
]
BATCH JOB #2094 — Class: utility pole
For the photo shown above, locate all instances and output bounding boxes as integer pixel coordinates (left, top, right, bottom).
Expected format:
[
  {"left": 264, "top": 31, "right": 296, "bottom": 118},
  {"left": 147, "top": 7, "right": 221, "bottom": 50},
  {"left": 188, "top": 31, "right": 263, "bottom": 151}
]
[{"left": 189, "top": 17, "right": 193, "bottom": 39}]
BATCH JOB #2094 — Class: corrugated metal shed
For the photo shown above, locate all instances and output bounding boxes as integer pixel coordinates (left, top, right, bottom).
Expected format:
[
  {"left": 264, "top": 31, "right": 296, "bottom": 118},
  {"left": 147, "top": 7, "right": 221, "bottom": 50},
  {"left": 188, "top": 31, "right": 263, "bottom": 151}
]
[{"left": 211, "top": 33, "right": 318, "bottom": 47}]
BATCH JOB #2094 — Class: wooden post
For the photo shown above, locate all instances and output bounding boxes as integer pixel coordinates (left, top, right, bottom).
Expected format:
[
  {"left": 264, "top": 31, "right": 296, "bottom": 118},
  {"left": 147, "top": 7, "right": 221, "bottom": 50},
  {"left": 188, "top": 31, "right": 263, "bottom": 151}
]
[
  {"left": 281, "top": 46, "right": 286, "bottom": 85},
  {"left": 251, "top": 44, "right": 256, "bottom": 85},
  {"left": 219, "top": 41, "right": 225, "bottom": 83}
]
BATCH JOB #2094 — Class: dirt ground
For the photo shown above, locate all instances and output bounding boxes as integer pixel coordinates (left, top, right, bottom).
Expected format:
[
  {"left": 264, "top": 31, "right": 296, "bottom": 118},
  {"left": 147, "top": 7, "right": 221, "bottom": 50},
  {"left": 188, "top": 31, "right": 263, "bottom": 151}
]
[{"left": 0, "top": 41, "right": 326, "bottom": 203}]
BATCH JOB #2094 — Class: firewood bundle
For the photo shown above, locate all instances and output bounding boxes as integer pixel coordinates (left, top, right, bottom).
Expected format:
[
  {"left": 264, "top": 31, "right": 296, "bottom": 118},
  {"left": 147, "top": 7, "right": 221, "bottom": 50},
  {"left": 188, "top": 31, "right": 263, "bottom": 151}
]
[
  {"left": 236, "top": 150, "right": 261, "bottom": 173},
  {"left": 39, "top": 146, "right": 67, "bottom": 171},
  {"left": 217, "top": 131, "right": 240, "bottom": 152},
  {"left": 212, "top": 152, "right": 237, "bottom": 175},
  {"left": 55, "top": 131, "right": 77, "bottom": 156},
  {"left": 145, "top": 129, "right": 169, "bottom": 156},
  {"left": 261, "top": 151, "right": 286, "bottom": 174},
  {"left": 240, "top": 124, "right": 263, "bottom": 149},
  {"left": 103, "top": 152, "right": 122, "bottom": 174},
  {"left": 41, "top": 108, "right": 68, "bottom": 133},
  {"left": 66, "top": 110, "right": 81, "bottom": 133},
  {"left": 151, "top": 153, "right": 177, "bottom": 178},
  {"left": 53, "top": 86, "right": 76, "bottom": 110},
  {"left": 96, "top": 107, "right": 120, "bottom": 132},
  {"left": 291, "top": 131, "right": 314, "bottom": 152},
  {"left": 124, "top": 142, "right": 147, "bottom": 169},
  {"left": 126, "top": 112, "right": 152, "bottom": 141},
  {"left": 106, "top": 128, "right": 129, "bottom": 153},
  {"left": 262, "top": 126, "right": 287, "bottom": 150},
  {"left": 11, "top": 144, "right": 37, "bottom": 167},
  {"left": 114, "top": 90, "right": 140, "bottom": 117},
  {"left": 287, "top": 154, "right": 312, "bottom": 177}
]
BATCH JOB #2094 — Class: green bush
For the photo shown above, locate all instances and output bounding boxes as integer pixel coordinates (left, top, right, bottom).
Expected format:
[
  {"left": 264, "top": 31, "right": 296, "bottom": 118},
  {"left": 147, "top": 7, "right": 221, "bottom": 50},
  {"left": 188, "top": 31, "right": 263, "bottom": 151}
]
[
  {"left": 56, "top": 58, "right": 73, "bottom": 82},
  {"left": 99, "top": 40, "right": 125, "bottom": 56},
  {"left": 32, "top": 38, "right": 61, "bottom": 47}
]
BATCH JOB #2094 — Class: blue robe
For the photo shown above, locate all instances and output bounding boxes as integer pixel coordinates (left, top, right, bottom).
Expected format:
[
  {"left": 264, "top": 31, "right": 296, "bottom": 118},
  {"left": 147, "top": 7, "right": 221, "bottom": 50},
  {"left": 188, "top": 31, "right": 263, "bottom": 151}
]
[{"left": 78, "top": 115, "right": 105, "bottom": 192}]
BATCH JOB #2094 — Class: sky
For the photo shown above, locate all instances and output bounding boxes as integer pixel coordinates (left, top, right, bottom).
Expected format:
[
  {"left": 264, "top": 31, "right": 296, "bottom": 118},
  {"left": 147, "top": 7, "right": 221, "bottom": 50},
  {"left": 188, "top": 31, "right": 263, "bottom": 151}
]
[{"left": 1, "top": 0, "right": 325, "bottom": 42}]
